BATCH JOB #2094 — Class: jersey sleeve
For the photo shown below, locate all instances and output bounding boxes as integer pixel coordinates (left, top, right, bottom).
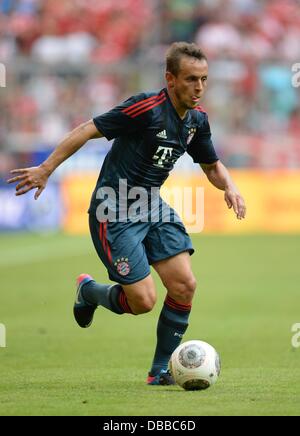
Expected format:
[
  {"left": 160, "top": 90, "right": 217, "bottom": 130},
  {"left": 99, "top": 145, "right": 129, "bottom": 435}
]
[
  {"left": 187, "top": 113, "right": 219, "bottom": 164},
  {"left": 93, "top": 93, "right": 156, "bottom": 140}
]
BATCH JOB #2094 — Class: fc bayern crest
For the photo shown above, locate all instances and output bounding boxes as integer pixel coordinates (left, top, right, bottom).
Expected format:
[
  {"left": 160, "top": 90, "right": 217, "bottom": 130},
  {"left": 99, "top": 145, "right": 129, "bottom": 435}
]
[
  {"left": 187, "top": 128, "right": 196, "bottom": 145},
  {"left": 114, "top": 257, "right": 130, "bottom": 276}
]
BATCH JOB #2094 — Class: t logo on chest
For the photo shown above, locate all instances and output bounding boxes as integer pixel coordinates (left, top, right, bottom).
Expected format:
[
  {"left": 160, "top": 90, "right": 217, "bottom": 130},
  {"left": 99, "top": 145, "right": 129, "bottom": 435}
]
[{"left": 153, "top": 146, "right": 174, "bottom": 168}]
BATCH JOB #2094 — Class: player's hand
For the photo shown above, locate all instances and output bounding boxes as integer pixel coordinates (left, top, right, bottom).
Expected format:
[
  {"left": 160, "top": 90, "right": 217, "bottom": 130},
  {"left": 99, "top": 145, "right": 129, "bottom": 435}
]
[
  {"left": 224, "top": 188, "right": 246, "bottom": 220},
  {"left": 7, "top": 165, "right": 50, "bottom": 200}
]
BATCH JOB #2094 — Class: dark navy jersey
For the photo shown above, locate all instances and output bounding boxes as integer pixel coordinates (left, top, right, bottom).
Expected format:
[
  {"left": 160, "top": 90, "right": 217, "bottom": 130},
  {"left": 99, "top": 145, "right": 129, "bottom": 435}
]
[{"left": 89, "top": 88, "right": 218, "bottom": 213}]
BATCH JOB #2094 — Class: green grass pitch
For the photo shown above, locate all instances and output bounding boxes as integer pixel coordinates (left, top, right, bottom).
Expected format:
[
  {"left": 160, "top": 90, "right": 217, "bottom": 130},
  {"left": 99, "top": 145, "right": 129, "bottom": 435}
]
[{"left": 0, "top": 233, "right": 299, "bottom": 416}]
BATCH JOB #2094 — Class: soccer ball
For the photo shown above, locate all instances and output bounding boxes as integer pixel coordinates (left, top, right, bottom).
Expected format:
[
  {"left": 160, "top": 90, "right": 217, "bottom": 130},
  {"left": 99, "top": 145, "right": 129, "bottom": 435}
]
[{"left": 169, "top": 340, "right": 221, "bottom": 390}]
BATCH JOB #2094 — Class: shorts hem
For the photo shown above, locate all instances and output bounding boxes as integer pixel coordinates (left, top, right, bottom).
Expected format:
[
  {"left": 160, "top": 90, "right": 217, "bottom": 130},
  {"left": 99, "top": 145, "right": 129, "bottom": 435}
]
[
  {"left": 148, "top": 248, "right": 194, "bottom": 265},
  {"left": 108, "top": 271, "right": 151, "bottom": 286}
]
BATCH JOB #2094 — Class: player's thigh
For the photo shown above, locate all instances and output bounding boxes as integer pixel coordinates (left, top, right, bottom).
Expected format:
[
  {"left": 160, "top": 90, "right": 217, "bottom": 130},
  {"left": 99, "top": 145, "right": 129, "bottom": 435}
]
[
  {"left": 144, "top": 214, "right": 196, "bottom": 303},
  {"left": 152, "top": 252, "right": 197, "bottom": 304},
  {"left": 144, "top": 205, "right": 194, "bottom": 267},
  {"left": 89, "top": 213, "right": 151, "bottom": 285}
]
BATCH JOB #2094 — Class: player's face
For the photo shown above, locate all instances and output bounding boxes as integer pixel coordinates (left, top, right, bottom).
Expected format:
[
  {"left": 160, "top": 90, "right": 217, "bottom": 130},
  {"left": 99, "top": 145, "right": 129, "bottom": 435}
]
[{"left": 166, "top": 56, "right": 208, "bottom": 114}]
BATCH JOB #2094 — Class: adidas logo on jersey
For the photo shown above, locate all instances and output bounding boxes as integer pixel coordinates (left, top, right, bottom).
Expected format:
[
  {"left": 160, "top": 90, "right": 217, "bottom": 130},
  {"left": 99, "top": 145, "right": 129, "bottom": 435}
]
[{"left": 156, "top": 130, "right": 167, "bottom": 139}]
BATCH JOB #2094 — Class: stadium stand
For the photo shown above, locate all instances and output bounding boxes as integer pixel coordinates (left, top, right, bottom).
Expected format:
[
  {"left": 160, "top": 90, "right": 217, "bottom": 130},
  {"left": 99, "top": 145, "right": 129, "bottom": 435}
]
[{"left": 0, "top": 0, "right": 300, "bottom": 171}]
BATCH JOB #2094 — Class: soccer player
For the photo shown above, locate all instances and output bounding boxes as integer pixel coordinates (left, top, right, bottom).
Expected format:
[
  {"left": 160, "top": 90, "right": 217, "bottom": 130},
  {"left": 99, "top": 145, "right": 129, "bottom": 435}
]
[{"left": 8, "top": 42, "right": 246, "bottom": 385}]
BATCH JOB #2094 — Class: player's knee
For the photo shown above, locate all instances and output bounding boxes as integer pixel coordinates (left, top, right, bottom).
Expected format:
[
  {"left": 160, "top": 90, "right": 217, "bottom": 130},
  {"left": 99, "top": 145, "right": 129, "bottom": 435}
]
[
  {"left": 166, "top": 276, "right": 197, "bottom": 304},
  {"left": 187, "top": 276, "right": 197, "bottom": 295},
  {"left": 131, "top": 293, "right": 157, "bottom": 315},
  {"left": 180, "top": 277, "right": 197, "bottom": 303}
]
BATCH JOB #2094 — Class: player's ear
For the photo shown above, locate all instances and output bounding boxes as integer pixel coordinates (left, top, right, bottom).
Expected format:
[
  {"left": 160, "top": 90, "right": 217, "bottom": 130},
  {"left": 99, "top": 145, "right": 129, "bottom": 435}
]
[{"left": 166, "top": 71, "right": 176, "bottom": 88}]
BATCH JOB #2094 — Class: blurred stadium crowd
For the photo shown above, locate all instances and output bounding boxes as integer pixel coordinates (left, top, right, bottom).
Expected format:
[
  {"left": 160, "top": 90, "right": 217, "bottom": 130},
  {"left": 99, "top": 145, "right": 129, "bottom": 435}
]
[{"left": 1, "top": 0, "right": 300, "bottom": 172}]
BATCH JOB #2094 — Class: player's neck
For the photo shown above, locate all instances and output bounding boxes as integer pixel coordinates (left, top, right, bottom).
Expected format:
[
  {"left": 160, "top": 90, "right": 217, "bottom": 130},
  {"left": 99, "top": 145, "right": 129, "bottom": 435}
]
[{"left": 167, "top": 89, "right": 188, "bottom": 120}]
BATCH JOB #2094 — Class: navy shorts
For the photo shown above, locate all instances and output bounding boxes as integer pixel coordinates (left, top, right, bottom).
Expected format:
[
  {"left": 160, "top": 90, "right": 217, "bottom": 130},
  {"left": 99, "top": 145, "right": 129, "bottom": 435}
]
[{"left": 88, "top": 210, "right": 194, "bottom": 285}]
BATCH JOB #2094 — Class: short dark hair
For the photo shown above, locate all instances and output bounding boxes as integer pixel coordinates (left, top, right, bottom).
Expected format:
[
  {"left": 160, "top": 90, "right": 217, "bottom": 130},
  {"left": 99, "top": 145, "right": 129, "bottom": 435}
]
[{"left": 166, "top": 42, "right": 207, "bottom": 76}]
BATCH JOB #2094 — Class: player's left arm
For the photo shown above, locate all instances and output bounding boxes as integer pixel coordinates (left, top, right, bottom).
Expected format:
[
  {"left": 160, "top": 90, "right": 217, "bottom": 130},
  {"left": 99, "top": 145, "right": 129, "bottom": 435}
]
[{"left": 201, "top": 160, "right": 246, "bottom": 220}]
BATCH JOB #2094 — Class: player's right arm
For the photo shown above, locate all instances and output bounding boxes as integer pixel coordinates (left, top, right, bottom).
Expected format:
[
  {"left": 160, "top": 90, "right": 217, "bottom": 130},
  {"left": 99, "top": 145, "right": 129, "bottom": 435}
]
[
  {"left": 7, "top": 119, "right": 102, "bottom": 199},
  {"left": 8, "top": 91, "right": 154, "bottom": 199}
]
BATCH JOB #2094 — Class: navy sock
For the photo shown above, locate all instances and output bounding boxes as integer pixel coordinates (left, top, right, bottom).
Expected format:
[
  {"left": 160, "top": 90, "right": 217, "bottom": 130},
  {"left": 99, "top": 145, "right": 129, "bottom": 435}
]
[
  {"left": 81, "top": 281, "right": 133, "bottom": 315},
  {"left": 150, "top": 295, "right": 191, "bottom": 376}
]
